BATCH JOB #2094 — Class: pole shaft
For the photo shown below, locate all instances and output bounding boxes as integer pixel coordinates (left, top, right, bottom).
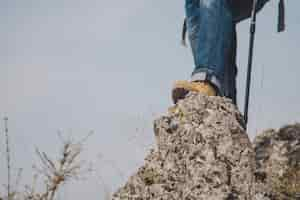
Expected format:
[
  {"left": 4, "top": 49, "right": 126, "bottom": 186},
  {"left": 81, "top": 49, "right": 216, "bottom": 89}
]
[
  {"left": 244, "top": 0, "right": 258, "bottom": 129},
  {"left": 4, "top": 117, "right": 10, "bottom": 199}
]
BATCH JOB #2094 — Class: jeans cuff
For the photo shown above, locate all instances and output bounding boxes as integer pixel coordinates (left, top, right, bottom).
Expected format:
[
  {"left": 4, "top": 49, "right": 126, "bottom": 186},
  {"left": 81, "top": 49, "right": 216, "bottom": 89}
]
[{"left": 191, "top": 71, "right": 224, "bottom": 96}]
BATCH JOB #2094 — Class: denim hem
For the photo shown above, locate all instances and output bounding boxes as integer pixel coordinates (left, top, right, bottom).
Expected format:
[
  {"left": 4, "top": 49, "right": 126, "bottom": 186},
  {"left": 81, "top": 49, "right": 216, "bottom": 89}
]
[{"left": 191, "top": 70, "right": 224, "bottom": 96}]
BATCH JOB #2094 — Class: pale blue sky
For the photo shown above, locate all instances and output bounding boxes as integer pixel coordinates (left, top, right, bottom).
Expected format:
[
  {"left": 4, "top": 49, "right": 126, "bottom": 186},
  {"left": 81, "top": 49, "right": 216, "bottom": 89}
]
[{"left": 0, "top": 1, "right": 299, "bottom": 199}]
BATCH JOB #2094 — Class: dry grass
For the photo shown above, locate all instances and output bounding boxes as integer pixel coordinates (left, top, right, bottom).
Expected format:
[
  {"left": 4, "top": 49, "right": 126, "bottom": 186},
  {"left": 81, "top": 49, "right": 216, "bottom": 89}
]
[
  {"left": 23, "top": 133, "right": 92, "bottom": 200},
  {"left": 0, "top": 118, "right": 92, "bottom": 200}
]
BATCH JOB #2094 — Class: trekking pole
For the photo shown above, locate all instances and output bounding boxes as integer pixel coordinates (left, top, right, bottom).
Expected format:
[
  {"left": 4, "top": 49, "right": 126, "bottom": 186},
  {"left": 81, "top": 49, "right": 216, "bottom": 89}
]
[{"left": 244, "top": 0, "right": 258, "bottom": 129}]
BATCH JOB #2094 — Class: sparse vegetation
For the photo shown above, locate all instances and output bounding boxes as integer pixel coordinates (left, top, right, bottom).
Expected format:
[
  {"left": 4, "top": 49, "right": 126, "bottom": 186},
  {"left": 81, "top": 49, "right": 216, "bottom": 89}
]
[{"left": 0, "top": 118, "right": 92, "bottom": 200}]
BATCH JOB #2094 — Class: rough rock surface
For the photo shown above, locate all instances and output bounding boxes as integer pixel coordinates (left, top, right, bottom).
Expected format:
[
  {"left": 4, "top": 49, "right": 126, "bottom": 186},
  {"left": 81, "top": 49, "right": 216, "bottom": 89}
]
[
  {"left": 112, "top": 93, "right": 256, "bottom": 200},
  {"left": 253, "top": 124, "right": 300, "bottom": 200}
]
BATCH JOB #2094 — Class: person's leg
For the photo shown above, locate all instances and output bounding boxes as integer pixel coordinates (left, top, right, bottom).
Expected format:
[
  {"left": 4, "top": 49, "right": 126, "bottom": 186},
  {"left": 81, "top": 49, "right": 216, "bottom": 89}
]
[
  {"left": 223, "top": 25, "right": 238, "bottom": 105},
  {"left": 224, "top": 0, "right": 270, "bottom": 105},
  {"left": 185, "top": 0, "right": 234, "bottom": 95}
]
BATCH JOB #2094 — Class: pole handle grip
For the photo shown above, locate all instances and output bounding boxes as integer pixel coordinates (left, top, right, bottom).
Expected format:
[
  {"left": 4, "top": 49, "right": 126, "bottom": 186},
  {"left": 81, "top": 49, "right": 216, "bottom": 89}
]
[{"left": 278, "top": 0, "right": 285, "bottom": 32}]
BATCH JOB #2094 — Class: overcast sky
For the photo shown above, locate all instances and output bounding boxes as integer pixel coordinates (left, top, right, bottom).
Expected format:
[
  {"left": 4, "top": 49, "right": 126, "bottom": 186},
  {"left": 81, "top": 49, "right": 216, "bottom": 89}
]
[{"left": 1, "top": 0, "right": 300, "bottom": 199}]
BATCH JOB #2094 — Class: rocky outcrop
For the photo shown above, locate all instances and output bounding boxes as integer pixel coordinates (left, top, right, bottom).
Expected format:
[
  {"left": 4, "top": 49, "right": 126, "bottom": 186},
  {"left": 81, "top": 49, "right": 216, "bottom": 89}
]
[
  {"left": 112, "top": 93, "right": 300, "bottom": 200},
  {"left": 113, "top": 93, "right": 256, "bottom": 200},
  {"left": 253, "top": 124, "right": 300, "bottom": 200}
]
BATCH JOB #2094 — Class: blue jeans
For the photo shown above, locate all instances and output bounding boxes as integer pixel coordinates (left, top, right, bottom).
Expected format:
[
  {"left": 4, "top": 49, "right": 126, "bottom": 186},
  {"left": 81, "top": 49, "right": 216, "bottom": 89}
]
[{"left": 185, "top": 0, "right": 269, "bottom": 104}]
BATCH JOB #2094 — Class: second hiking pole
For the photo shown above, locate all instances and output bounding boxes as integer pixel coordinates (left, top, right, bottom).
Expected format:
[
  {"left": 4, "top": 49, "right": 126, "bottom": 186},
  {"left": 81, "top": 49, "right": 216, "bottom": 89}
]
[{"left": 244, "top": 0, "right": 258, "bottom": 129}]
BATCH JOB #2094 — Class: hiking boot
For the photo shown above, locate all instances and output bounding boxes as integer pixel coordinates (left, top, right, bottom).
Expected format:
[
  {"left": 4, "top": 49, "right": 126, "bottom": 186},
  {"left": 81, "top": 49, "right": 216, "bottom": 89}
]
[{"left": 172, "top": 80, "right": 217, "bottom": 104}]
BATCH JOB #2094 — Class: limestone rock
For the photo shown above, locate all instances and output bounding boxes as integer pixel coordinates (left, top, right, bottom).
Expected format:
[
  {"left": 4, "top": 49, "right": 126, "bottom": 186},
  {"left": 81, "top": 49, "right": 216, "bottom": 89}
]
[
  {"left": 112, "top": 93, "right": 256, "bottom": 200},
  {"left": 253, "top": 124, "right": 300, "bottom": 199}
]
